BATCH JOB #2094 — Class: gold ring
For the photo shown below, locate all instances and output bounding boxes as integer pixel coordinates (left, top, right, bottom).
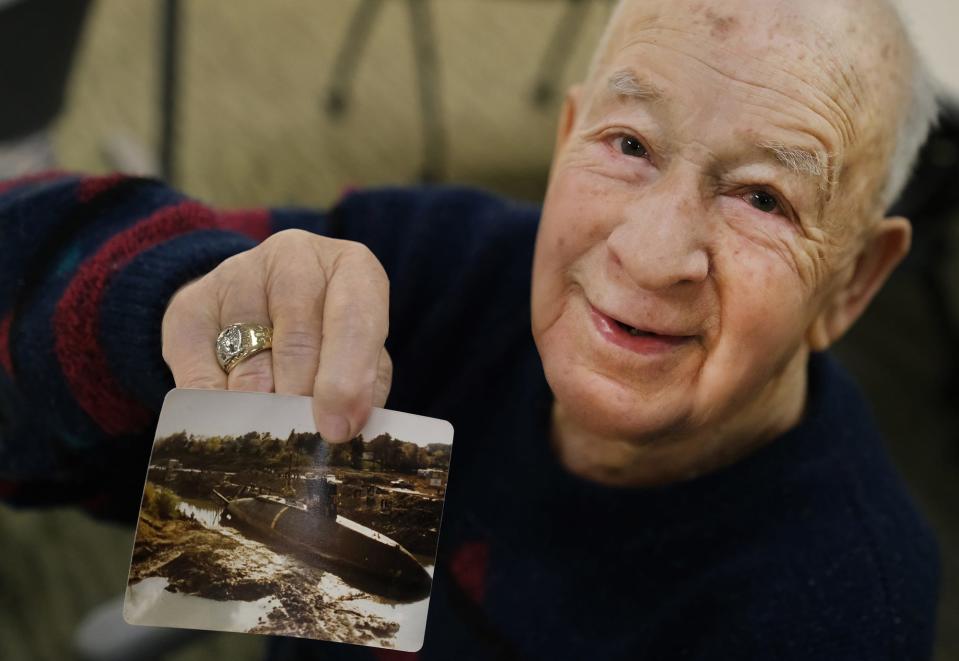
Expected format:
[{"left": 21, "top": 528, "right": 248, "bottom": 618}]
[{"left": 215, "top": 323, "right": 273, "bottom": 373}]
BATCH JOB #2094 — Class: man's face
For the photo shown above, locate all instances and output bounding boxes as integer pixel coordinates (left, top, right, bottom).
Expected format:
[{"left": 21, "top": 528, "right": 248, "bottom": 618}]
[{"left": 531, "top": 0, "right": 899, "bottom": 468}]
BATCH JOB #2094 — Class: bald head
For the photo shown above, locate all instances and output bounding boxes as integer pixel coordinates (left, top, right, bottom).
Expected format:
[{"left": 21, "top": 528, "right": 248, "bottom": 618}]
[{"left": 585, "top": 0, "right": 938, "bottom": 215}]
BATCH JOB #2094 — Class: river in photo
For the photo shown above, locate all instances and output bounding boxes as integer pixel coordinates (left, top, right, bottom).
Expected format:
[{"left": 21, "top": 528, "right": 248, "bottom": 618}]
[
  {"left": 124, "top": 576, "right": 280, "bottom": 630},
  {"left": 177, "top": 497, "right": 223, "bottom": 529}
]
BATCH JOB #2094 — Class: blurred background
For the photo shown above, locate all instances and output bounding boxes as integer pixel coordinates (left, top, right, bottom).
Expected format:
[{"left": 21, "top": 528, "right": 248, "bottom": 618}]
[{"left": 0, "top": 0, "right": 957, "bottom": 659}]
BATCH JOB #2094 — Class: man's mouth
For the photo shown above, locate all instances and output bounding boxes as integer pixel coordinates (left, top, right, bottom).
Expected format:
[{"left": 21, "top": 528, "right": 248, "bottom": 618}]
[{"left": 588, "top": 305, "right": 694, "bottom": 355}]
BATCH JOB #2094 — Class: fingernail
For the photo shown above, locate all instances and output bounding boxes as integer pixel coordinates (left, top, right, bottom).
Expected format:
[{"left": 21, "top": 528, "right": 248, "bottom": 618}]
[{"left": 318, "top": 414, "right": 350, "bottom": 443}]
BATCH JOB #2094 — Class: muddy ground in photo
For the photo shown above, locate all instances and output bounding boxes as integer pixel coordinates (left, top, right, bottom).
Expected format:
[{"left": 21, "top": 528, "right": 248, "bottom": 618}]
[{"left": 128, "top": 500, "right": 408, "bottom": 647}]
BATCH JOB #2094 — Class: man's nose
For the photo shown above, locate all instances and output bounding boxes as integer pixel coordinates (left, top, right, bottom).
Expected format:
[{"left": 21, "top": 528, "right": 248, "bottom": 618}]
[{"left": 605, "top": 187, "right": 710, "bottom": 291}]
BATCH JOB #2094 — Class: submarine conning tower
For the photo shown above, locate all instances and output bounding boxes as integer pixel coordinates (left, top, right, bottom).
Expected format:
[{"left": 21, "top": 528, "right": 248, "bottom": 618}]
[{"left": 304, "top": 475, "right": 338, "bottom": 519}]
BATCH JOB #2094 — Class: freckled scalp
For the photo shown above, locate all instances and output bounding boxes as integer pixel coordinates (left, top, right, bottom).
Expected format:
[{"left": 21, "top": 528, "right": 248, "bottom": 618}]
[{"left": 703, "top": 8, "right": 738, "bottom": 40}]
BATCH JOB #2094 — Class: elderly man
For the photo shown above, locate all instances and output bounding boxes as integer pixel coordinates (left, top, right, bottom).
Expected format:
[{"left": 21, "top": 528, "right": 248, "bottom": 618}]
[{"left": 0, "top": 0, "right": 940, "bottom": 658}]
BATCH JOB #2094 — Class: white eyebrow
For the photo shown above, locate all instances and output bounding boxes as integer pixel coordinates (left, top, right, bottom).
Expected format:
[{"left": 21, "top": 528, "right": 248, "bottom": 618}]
[
  {"left": 759, "top": 141, "right": 835, "bottom": 191},
  {"left": 605, "top": 70, "right": 834, "bottom": 193},
  {"left": 607, "top": 69, "right": 664, "bottom": 101}
]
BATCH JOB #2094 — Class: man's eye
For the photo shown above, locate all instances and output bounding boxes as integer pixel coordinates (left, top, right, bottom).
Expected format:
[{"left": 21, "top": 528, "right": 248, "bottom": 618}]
[
  {"left": 746, "top": 190, "right": 781, "bottom": 214},
  {"left": 617, "top": 135, "right": 648, "bottom": 159}
]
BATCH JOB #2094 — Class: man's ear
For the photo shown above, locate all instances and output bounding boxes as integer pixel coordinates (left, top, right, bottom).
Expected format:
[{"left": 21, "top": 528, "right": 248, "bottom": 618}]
[{"left": 807, "top": 217, "right": 912, "bottom": 351}]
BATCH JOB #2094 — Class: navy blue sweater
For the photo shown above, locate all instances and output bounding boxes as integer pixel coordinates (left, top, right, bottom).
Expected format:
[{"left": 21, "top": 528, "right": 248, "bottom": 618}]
[{"left": 0, "top": 174, "right": 939, "bottom": 659}]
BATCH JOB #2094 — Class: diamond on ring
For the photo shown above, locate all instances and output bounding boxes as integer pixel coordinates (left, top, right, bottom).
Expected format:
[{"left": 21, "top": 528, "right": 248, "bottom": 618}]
[{"left": 215, "top": 323, "right": 273, "bottom": 373}]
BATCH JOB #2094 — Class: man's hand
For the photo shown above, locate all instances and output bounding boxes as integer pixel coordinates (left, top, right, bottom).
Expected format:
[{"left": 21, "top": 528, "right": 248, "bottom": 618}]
[{"left": 161, "top": 230, "right": 392, "bottom": 443}]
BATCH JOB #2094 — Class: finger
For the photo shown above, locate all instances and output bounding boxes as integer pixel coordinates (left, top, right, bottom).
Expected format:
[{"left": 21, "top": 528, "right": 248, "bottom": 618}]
[
  {"left": 162, "top": 280, "right": 227, "bottom": 390},
  {"left": 372, "top": 348, "right": 393, "bottom": 409},
  {"left": 312, "top": 244, "right": 389, "bottom": 442},
  {"left": 266, "top": 249, "right": 325, "bottom": 397},
  {"left": 218, "top": 257, "right": 275, "bottom": 393}
]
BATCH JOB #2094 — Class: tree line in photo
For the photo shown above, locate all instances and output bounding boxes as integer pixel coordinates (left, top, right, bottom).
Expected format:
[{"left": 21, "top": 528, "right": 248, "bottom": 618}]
[{"left": 152, "top": 430, "right": 451, "bottom": 475}]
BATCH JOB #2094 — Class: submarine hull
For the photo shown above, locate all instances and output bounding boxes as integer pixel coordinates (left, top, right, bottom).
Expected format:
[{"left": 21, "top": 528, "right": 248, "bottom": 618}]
[{"left": 224, "top": 495, "right": 432, "bottom": 599}]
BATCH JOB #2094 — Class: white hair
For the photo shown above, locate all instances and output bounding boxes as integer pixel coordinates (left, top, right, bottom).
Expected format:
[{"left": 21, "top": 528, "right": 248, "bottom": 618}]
[
  {"left": 592, "top": 0, "right": 941, "bottom": 211},
  {"left": 881, "top": 2, "right": 941, "bottom": 210}
]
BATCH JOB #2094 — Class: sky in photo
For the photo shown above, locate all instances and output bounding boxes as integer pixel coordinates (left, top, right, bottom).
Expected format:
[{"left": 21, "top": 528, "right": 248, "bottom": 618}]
[{"left": 154, "top": 389, "right": 454, "bottom": 447}]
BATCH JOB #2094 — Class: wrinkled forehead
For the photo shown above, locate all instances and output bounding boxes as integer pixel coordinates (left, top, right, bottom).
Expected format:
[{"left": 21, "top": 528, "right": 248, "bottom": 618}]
[
  {"left": 587, "top": 0, "right": 911, "bottom": 208},
  {"left": 592, "top": 0, "right": 891, "bottom": 117}
]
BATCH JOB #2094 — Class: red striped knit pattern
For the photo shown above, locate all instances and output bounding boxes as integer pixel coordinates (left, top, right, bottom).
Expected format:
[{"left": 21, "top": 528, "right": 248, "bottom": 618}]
[
  {"left": 53, "top": 201, "right": 217, "bottom": 436},
  {"left": 218, "top": 208, "right": 272, "bottom": 242},
  {"left": 449, "top": 540, "right": 490, "bottom": 604},
  {"left": 77, "top": 172, "right": 129, "bottom": 203},
  {"left": 0, "top": 169, "right": 66, "bottom": 195},
  {"left": 0, "top": 313, "right": 12, "bottom": 376}
]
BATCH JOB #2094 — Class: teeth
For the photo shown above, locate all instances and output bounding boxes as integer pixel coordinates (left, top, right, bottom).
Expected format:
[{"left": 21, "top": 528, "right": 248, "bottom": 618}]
[
  {"left": 616, "top": 320, "right": 650, "bottom": 336},
  {"left": 616, "top": 321, "right": 655, "bottom": 337}
]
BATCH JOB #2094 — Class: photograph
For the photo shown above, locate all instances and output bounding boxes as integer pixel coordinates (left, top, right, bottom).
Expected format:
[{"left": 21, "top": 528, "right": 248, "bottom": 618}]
[{"left": 123, "top": 389, "right": 454, "bottom": 653}]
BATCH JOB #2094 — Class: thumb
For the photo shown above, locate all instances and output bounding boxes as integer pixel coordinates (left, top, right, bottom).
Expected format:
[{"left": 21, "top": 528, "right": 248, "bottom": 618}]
[{"left": 372, "top": 348, "right": 393, "bottom": 409}]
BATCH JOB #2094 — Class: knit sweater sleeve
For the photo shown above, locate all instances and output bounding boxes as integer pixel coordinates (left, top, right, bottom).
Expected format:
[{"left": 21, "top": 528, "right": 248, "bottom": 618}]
[
  {"left": 0, "top": 173, "right": 529, "bottom": 522},
  {"left": 0, "top": 173, "right": 324, "bottom": 519}
]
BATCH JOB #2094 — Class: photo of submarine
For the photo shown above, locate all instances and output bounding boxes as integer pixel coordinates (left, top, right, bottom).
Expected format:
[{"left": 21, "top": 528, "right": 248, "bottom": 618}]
[{"left": 213, "top": 476, "right": 432, "bottom": 601}]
